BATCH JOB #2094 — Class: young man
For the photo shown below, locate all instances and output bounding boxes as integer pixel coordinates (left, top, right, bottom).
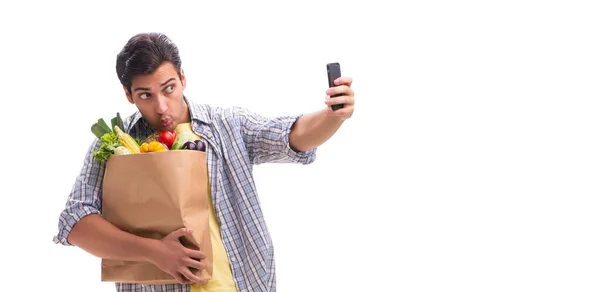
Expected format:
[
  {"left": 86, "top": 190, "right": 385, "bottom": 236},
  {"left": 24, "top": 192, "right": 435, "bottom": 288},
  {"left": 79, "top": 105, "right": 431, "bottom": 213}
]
[{"left": 53, "top": 32, "right": 355, "bottom": 292}]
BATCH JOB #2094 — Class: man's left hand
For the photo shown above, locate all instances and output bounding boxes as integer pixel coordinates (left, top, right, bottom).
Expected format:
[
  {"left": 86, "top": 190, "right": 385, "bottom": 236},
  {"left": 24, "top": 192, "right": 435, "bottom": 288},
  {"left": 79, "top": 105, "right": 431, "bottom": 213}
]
[{"left": 324, "top": 76, "right": 355, "bottom": 120}]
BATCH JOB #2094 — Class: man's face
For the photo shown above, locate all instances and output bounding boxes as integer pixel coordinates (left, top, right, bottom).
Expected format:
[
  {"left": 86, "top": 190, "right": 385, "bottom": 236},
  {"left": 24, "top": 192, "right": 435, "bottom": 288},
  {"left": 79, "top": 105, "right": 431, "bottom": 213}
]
[{"left": 125, "top": 62, "right": 190, "bottom": 132}]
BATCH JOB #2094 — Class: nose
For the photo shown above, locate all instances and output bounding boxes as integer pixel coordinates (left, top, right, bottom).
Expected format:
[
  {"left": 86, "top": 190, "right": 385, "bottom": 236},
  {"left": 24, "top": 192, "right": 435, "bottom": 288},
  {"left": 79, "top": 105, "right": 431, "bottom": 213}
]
[{"left": 156, "top": 95, "right": 169, "bottom": 115}]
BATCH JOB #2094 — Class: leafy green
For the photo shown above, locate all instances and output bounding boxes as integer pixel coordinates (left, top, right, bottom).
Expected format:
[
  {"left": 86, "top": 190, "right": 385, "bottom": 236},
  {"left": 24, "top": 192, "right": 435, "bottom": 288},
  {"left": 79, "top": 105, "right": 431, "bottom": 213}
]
[
  {"left": 90, "top": 112, "right": 129, "bottom": 162},
  {"left": 91, "top": 123, "right": 110, "bottom": 139},
  {"left": 93, "top": 132, "right": 121, "bottom": 162},
  {"left": 97, "top": 118, "right": 112, "bottom": 134},
  {"left": 116, "top": 112, "right": 125, "bottom": 132}
]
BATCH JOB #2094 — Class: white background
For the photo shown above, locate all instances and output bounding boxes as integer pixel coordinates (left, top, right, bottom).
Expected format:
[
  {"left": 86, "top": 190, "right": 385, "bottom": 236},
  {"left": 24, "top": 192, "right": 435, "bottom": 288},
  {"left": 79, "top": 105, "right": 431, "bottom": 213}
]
[{"left": 1, "top": 0, "right": 599, "bottom": 291}]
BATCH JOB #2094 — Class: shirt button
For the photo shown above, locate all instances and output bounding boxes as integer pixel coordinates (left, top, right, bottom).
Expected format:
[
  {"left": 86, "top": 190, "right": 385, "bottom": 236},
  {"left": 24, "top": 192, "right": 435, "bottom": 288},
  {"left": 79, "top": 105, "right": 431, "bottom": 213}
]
[{"left": 231, "top": 257, "right": 236, "bottom": 262}]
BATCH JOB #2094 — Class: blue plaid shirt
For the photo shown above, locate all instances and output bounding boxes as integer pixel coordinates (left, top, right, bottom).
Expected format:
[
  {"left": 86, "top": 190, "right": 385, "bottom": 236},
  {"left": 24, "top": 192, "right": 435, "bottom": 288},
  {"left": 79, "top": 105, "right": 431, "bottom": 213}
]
[{"left": 53, "top": 96, "right": 317, "bottom": 292}]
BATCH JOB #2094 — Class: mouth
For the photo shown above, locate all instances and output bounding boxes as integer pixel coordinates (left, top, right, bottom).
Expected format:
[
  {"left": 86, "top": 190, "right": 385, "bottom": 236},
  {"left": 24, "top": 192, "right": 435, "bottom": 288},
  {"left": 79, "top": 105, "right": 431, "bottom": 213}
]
[{"left": 160, "top": 118, "right": 172, "bottom": 128}]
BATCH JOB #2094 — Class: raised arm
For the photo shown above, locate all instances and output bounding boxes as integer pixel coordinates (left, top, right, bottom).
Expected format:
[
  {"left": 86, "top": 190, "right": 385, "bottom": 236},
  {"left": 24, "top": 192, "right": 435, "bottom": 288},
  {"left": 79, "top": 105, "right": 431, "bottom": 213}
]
[
  {"left": 235, "top": 107, "right": 317, "bottom": 165},
  {"left": 288, "top": 76, "right": 355, "bottom": 152},
  {"left": 236, "top": 77, "right": 354, "bottom": 165}
]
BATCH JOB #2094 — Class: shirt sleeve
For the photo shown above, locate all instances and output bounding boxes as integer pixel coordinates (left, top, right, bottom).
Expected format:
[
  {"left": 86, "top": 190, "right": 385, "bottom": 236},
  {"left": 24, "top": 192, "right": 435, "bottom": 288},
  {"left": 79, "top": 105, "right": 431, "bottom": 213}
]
[
  {"left": 52, "top": 139, "right": 105, "bottom": 246},
  {"left": 234, "top": 107, "right": 318, "bottom": 165}
]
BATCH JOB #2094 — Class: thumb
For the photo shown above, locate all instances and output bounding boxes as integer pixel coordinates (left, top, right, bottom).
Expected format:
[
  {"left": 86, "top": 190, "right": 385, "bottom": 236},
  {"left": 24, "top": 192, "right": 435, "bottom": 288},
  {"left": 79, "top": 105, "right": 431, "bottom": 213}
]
[{"left": 168, "top": 227, "right": 193, "bottom": 240}]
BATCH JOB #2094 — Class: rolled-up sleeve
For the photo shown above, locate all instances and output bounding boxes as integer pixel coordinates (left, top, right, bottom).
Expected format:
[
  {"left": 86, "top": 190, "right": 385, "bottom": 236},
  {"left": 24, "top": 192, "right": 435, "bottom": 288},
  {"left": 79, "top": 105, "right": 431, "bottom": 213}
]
[
  {"left": 53, "top": 139, "right": 105, "bottom": 246},
  {"left": 235, "top": 107, "right": 317, "bottom": 165}
]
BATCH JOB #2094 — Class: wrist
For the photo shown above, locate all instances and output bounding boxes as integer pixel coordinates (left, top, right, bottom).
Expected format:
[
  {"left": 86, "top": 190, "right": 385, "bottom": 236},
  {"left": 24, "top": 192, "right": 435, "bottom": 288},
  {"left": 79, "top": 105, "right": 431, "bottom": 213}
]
[{"left": 137, "top": 237, "right": 162, "bottom": 263}]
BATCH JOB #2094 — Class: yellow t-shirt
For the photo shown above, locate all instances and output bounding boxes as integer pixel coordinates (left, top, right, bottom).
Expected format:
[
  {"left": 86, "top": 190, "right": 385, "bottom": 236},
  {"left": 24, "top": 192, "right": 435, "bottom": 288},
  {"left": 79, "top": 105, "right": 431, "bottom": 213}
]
[{"left": 191, "top": 184, "right": 237, "bottom": 292}]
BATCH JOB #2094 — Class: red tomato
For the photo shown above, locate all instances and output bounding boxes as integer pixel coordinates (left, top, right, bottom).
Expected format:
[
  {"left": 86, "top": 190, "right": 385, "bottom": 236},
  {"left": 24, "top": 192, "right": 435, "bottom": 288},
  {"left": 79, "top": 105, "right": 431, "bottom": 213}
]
[{"left": 159, "top": 130, "right": 176, "bottom": 148}]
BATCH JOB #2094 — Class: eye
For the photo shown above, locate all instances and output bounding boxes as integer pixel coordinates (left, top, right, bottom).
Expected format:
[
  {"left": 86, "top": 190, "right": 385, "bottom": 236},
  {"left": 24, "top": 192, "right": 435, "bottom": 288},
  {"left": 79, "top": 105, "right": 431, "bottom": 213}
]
[
  {"left": 165, "top": 85, "right": 174, "bottom": 94},
  {"left": 139, "top": 93, "right": 150, "bottom": 100}
]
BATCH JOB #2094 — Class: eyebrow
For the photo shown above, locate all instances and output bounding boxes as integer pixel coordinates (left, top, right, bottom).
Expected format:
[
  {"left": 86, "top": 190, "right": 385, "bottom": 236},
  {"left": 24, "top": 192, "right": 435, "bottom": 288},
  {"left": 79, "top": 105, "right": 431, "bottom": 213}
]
[
  {"left": 133, "top": 78, "right": 176, "bottom": 92},
  {"left": 161, "top": 78, "right": 176, "bottom": 87}
]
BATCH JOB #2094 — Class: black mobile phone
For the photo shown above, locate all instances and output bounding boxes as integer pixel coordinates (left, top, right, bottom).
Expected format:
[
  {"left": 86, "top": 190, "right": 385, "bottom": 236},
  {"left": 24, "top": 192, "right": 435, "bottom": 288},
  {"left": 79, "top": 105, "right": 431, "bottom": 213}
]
[{"left": 327, "top": 62, "right": 344, "bottom": 111}]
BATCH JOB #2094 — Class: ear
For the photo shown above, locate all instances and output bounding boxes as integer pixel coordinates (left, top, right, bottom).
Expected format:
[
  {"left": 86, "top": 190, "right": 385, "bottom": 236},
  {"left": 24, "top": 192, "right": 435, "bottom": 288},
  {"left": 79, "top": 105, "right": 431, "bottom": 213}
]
[
  {"left": 124, "top": 86, "right": 134, "bottom": 104},
  {"left": 180, "top": 68, "right": 187, "bottom": 90}
]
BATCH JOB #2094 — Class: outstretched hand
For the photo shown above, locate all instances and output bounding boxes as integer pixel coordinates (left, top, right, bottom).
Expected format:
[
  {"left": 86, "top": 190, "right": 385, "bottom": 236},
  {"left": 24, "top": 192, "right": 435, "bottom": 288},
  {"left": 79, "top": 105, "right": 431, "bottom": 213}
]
[{"left": 324, "top": 76, "right": 355, "bottom": 120}]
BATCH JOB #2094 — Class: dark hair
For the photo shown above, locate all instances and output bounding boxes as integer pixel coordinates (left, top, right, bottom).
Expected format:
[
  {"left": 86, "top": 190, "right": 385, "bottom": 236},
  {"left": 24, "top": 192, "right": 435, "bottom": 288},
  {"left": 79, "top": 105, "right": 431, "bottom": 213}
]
[{"left": 116, "top": 32, "right": 182, "bottom": 93}]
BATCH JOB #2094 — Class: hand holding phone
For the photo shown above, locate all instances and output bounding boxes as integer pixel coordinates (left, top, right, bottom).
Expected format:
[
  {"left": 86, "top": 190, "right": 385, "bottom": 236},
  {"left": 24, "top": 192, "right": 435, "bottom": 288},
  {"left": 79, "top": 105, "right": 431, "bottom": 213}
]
[{"left": 327, "top": 62, "right": 343, "bottom": 111}]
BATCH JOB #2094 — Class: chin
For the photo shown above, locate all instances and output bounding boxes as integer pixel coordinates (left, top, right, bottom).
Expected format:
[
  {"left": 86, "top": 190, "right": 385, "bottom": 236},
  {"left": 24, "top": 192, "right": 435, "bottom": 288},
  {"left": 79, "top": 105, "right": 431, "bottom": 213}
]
[
  {"left": 162, "top": 123, "right": 176, "bottom": 132},
  {"left": 149, "top": 124, "right": 166, "bottom": 132}
]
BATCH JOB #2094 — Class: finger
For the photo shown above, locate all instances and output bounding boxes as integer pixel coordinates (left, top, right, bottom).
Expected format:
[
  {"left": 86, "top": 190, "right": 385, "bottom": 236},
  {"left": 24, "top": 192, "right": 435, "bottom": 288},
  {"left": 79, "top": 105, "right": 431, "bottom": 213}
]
[
  {"left": 168, "top": 227, "right": 193, "bottom": 240},
  {"left": 181, "top": 233, "right": 198, "bottom": 248},
  {"left": 326, "top": 85, "right": 352, "bottom": 97},
  {"left": 184, "top": 257, "right": 207, "bottom": 271},
  {"left": 334, "top": 76, "right": 353, "bottom": 86},
  {"left": 173, "top": 272, "right": 191, "bottom": 284},
  {"left": 325, "top": 95, "right": 354, "bottom": 106},
  {"left": 179, "top": 267, "right": 205, "bottom": 284},
  {"left": 186, "top": 247, "right": 206, "bottom": 259}
]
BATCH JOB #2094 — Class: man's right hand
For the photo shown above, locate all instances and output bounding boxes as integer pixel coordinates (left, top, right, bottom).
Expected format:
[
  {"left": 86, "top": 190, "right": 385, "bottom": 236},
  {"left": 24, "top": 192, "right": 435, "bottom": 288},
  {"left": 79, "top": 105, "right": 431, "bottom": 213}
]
[{"left": 148, "top": 227, "right": 208, "bottom": 284}]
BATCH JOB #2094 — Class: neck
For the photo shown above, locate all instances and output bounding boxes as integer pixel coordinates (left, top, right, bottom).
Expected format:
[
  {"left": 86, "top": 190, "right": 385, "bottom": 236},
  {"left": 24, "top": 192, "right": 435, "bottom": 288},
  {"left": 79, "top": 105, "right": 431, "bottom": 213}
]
[{"left": 181, "top": 96, "right": 192, "bottom": 123}]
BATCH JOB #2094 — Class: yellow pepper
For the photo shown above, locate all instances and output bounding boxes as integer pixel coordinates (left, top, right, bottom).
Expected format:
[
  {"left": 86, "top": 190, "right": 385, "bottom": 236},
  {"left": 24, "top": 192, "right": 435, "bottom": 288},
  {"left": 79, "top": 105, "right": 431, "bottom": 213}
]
[
  {"left": 148, "top": 141, "right": 167, "bottom": 152},
  {"left": 140, "top": 141, "right": 167, "bottom": 153},
  {"left": 140, "top": 142, "right": 149, "bottom": 153}
]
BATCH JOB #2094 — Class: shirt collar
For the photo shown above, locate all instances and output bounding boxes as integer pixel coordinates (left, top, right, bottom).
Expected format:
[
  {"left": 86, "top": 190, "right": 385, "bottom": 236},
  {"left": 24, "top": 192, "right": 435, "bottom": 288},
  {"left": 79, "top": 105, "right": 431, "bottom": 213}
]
[{"left": 185, "top": 95, "right": 211, "bottom": 125}]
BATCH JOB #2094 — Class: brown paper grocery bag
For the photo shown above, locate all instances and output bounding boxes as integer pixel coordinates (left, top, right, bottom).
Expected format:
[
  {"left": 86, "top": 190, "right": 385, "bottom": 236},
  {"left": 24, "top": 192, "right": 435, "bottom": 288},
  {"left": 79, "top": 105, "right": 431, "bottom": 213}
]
[{"left": 100, "top": 150, "right": 213, "bottom": 284}]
